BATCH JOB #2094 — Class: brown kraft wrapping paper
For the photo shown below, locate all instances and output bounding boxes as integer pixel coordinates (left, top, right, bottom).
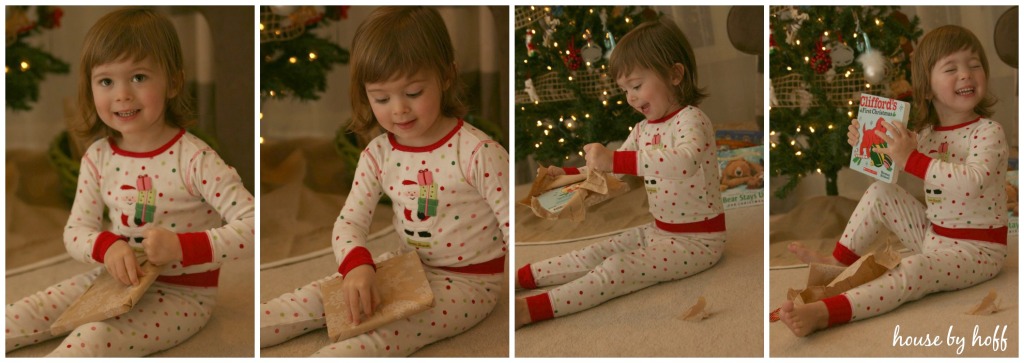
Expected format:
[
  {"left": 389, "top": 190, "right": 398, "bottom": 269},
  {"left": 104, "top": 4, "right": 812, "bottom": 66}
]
[
  {"left": 50, "top": 261, "right": 166, "bottom": 335},
  {"left": 787, "top": 244, "right": 902, "bottom": 305},
  {"left": 517, "top": 167, "right": 629, "bottom": 222},
  {"left": 321, "top": 251, "right": 434, "bottom": 343}
]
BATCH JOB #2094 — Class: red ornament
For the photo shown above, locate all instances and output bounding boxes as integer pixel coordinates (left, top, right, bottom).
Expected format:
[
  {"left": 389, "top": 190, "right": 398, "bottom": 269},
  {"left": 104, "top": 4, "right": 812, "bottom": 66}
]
[
  {"left": 563, "top": 38, "right": 582, "bottom": 71},
  {"left": 810, "top": 38, "right": 831, "bottom": 74}
]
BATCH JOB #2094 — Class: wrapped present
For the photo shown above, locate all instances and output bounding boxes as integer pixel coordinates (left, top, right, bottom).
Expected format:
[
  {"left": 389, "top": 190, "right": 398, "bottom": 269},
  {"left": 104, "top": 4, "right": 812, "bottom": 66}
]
[
  {"left": 51, "top": 261, "right": 165, "bottom": 335},
  {"left": 417, "top": 196, "right": 439, "bottom": 217},
  {"left": 416, "top": 169, "right": 433, "bottom": 186},
  {"left": 517, "top": 167, "right": 629, "bottom": 222},
  {"left": 321, "top": 251, "right": 434, "bottom": 343}
]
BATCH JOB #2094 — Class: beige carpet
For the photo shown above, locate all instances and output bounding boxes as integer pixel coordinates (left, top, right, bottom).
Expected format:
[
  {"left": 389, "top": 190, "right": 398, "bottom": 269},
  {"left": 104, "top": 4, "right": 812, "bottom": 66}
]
[
  {"left": 769, "top": 240, "right": 1018, "bottom": 357},
  {"left": 259, "top": 230, "right": 509, "bottom": 357},
  {"left": 5, "top": 256, "right": 255, "bottom": 357},
  {"left": 514, "top": 204, "right": 764, "bottom": 357}
]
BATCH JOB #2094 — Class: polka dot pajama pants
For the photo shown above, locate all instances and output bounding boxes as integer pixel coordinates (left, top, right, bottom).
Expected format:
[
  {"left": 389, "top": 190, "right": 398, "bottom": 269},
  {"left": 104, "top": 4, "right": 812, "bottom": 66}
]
[
  {"left": 6, "top": 266, "right": 217, "bottom": 357},
  {"left": 519, "top": 224, "right": 725, "bottom": 320},
  {"left": 830, "top": 182, "right": 1006, "bottom": 323},
  {"left": 260, "top": 267, "right": 501, "bottom": 357}
]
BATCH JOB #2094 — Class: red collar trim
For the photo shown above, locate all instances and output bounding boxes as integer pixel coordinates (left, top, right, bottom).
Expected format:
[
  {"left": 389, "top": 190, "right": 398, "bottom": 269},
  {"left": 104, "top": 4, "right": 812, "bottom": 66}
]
[
  {"left": 647, "top": 107, "right": 685, "bottom": 124},
  {"left": 934, "top": 116, "right": 981, "bottom": 131},
  {"left": 109, "top": 128, "right": 186, "bottom": 158},
  {"left": 388, "top": 119, "right": 463, "bottom": 152}
]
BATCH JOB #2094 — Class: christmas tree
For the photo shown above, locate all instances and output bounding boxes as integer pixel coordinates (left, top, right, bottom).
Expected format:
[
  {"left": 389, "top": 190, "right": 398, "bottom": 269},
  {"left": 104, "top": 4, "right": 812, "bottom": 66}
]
[
  {"left": 6, "top": 6, "right": 70, "bottom": 111},
  {"left": 514, "top": 6, "right": 658, "bottom": 165},
  {"left": 769, "top": 6, "right": 921, "bottom": 198},
  {"left": 260, "top": 6, "right": 350, "bottom": 102}
]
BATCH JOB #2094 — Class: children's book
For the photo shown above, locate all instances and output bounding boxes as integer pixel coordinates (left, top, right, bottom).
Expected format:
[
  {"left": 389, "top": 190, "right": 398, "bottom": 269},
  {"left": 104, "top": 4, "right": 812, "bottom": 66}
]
[
  {"left": 717, "top": 145, "right": 764, "bottom": 209},
  {"left": 518, "top": 168, "right": 629, "bottom": 222},
  {"left": 1009, "top": 170, "right": 1018, "bottom": 235},
  {"left": 849, "top": 93, "right": 910, "bottom": 183},
  {"left": 50, "top": 260, "right": 165, "bottom": 335},
  {"left": 321, "top": 251, "right": 434, "bottom": 343}
]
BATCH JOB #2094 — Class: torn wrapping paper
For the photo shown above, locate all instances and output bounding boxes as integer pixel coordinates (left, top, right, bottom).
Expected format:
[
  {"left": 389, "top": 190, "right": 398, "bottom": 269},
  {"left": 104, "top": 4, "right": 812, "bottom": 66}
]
[
  {"left": 517, "top": 167, "right": 629, "bottom": 222},
  {"left": 966, "top": 290, "right": 1000, "bottom": 315},
  {"left": 787, "top": 245, "right": 901, "bottom": 305},
  {"left": 679, "top": 296, "right": 710, "bottom": 322},
  {"left": 321, "top": 251, "right": 434, "bottom": 343},
  {"left": 50, "top": 261, "right": 166, "bottom": 335}
]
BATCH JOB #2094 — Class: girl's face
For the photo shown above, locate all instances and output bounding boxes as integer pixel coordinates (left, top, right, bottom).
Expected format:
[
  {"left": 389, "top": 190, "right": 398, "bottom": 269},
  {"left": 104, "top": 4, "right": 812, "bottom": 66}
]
[
  {"left": 366, "top": 70, "right": 455, "bottom": 147},
  {"left": 92, "top": 56, "right": 176, "bottom": 142},
  {"left": 616, "top": 66, "right": 682, "bottom": 121},
  {"left": 929, "top": 49, "right": 987, "bottom": 125}
]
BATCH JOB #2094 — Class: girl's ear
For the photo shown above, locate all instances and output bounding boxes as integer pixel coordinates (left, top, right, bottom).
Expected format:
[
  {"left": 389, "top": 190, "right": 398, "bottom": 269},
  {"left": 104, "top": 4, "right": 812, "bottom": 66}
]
[
  {"left": 443, "top": 63, "right": 458, "bottom": 90},
  {"left": 670, "top": 63, "right": 686, "bottom": 86},
  {"left": 167, "top": 70, "right": 184, "bottom": 99}
]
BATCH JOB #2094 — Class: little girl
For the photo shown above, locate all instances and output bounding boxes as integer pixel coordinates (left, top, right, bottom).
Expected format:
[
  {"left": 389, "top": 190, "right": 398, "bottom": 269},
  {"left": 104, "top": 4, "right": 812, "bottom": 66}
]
[
  {"left": 515, "top": 17, "right": 726, "bottom": 328},
  {"left": 5, "top": 8, "right": 254, "bottom": 356},
  {"left": 782, "top": 25, "right": 1008, "bottom": 336},
  {"left": 259, "top": 7, "right": 509, "bottom": 357}
]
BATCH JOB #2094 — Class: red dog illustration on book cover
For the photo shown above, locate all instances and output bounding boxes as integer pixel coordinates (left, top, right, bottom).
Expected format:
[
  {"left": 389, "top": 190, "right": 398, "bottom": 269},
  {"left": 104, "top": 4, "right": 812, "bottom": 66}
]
[{"left": 849, "top": 93, "right": 909, "bottom": 183}]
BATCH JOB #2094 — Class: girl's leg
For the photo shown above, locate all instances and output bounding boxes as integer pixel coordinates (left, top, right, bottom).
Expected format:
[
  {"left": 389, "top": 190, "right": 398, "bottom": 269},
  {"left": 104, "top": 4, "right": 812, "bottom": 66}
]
[
  {"left": 46, "top": 282, "right": 217, "bottom": 357},
  {"left": 524, "top": 225, "right": 725, "bottom": 322},
  {"left": 259, "top": 274, "right": 336, "bottom": 348},
  {"left": 6, "top": 267, "right": 103, "bottom": 352},
  {"left": 313, "top": 268, "right": 501, "bottom": 357},
  {"left": 516, "top": 228, "right": 643, "bottom": 289},
  {"left": 834, "top": 181, "right": 929, "bottom": 264},
  {"left": 829, "top": 236, "right": 1006, "bottom": 325}
]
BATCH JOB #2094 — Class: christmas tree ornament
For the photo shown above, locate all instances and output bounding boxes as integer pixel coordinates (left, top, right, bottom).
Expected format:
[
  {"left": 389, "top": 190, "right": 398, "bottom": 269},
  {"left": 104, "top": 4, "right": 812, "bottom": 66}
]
[
  {"left": 857, "top": 33, "right": 887, "bottom": 84},
  {"left": 524, "top": 78, "right": 540, "bottom": 103},
  {"left": 525, "top": 29, "right": 537, "bottom": 57},
  {"left": 603, "top": 32, "right": 616, "bottom": 59},
  {"left": 810, "top": 38, "right": 832, "bottom": 74},
  {"left": 769, "top": 83, "right": 778, "bottom": 107},
  {"left": 829, "top": 40, "right": 854, "bottom": 67},
  {"left": 580, "top": 34, "right": 603, "bottom": 64},
  {"left": 542, "top": 15, "right": 560, "bottom": 47},
  {"left": 825, "top": 67, "right": 836, "bottom": 83},
  {"left": 563, "top": 39, "right": 582, "bottom": 71}
]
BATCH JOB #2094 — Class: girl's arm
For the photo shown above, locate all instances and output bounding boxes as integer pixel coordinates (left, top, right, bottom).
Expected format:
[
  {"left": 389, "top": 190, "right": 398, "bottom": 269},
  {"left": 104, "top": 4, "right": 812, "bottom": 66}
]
[
  {"left": 569, "top": 123, "right": 643, "bottom": 175},
  {"left": 904, "top": 121, "right": 1007, "bottom": 192},
  {"left": 63, "top": 152, "right": 125, "bottom": 264},
  {"left": 332, "top": 150, "right": 385, "bottom": 276},
  {"left": 469, "top": 140, "right": 510, "bottom": 245},
  {"left": 611, "top": 116, "right": 709, "bottom": 180},
  {"left": 179, "top": 148, "right": 256, "bottom": 266}
]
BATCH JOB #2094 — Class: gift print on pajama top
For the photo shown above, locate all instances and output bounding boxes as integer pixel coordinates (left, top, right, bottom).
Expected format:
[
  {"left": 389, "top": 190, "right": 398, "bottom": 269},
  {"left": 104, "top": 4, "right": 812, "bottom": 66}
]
[
  {"left": 519, "top": 106, "right": 727, "bottom": 320},
  {"left": 823, "top": 118, "right": 1009, "bottom": 325},
  {"left": 260, "top": 119, "right": 510, "bottom": 357},
  {"left": 6, "top": 129, "right": 255, "bottom": 356}
]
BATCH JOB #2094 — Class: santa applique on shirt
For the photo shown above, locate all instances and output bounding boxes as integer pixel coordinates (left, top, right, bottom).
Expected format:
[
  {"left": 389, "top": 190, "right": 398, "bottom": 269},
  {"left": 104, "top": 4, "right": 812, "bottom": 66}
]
[{"left": 400, "top": 169, "right": 441, "bottom": 247}]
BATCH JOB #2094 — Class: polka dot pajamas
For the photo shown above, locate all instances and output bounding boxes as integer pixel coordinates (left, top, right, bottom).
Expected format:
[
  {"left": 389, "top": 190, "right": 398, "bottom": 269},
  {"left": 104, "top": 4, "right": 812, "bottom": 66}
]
[
  {"left": 6, "top": 267, "right": 217, "bottom": 357},
  {"left": 261, "top": 268, "right": 501, "bottom": 357},
  {"left": 520, "top": 106, "right": 727, "bottom": 321},
  {"left": 521, "top": 225, "right": 724, "bottom": 319},
  {"left": 262, "top": 120, "right": 509, "bottom": 356},
  {"left": 825, "top": 118, "right": 1009, "bottom": 325},
  {"left": 7, "top": 129, "right": 254, "bottom": 356}
]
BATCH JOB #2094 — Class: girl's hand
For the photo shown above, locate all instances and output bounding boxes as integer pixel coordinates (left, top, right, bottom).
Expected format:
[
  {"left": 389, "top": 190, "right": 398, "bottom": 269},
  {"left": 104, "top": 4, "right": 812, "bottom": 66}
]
[
  {"left": 847, "top": 119, "right": 861, "bottom": 147},
  {"left": 542, "top": 165, "right": 566, "bottom": 178},
  {"left": 583, "top": 143, "right": 614, "bottom": 172},
  {"left": 873, "top": 120, "right": 918, "bottom": 169},
  {"left": 142, "top": 227, "right": 183, "bottom": 266},
  {"left": 104, "top": 240, "right": 144, "bottom": 286},
  {"left": 342, "top": 264, "right": 381, "bottom": 325}
]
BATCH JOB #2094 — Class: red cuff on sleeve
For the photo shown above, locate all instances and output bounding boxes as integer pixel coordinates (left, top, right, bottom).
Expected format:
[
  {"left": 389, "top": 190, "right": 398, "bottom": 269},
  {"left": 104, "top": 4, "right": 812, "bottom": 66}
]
[
  {"left": 525, "top": 292, "right": 555, "bottom": 323},
  {"left": 904, "top": 150, "right": 932, "bottom": 179},
  {"left": 613, "top": 150, "right": 638, "bottom": 175},
  {"left": 821, "top": 294, "right": 853, "bottom": 326},
  {"left": 517, "top": 264, "right": 537, "bottom": 289},
  {"left": 337, "top": 246, "right": 376, "bottom": 276},
  {"left": 178, "top": 232, "right": 213, "bottom": 267},
  {"left": 832, "top": 242, "right": 861, "bottom": 266},
  {"left": 563, "top": 167, "right": 581, "bottom": 175},
  {"left": 92, "top": 231, "right": 124, "bottom": 263}
]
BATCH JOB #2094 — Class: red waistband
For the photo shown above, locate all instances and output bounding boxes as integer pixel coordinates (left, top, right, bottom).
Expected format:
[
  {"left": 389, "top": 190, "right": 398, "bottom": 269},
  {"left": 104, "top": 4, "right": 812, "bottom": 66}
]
[
  {"left": 655, "top": 214, "right": 726, "bottom": 233},
  {"left": 931, "top": 224, "right": 1007, "bottom": 245},
  {"left": 435, "top": 255, "right": 505, "bottom": 274},
  {"left": 155, "top": 269, "right": 220, "bottom": 287}
]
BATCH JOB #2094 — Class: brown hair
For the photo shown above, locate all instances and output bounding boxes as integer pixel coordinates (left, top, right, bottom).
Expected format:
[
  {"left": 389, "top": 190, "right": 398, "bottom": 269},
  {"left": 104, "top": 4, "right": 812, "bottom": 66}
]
[
  {"left": 609, "top": 17, "right": 707, "bottom": 107},
  {"left": 77, "top": 7, "right": 194, "bottom": 139},
  {"left": 910, "top": 25, "right": 995, "bottom": 131},
  {"left": 348, "top": 6, "right": 466, "bottom": 137}
]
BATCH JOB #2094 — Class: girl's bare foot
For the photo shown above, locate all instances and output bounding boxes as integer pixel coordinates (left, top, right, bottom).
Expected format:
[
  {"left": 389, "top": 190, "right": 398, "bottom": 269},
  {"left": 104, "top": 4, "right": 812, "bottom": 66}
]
[
  {"left": 787, "top": 242, "right": 841, "bottom": 266},
  {"left": 780, "top": 300, "right": 829, "bottom": 337},
  {"left": 514, "top": 297, "right": 531, "bottom": 329}
]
